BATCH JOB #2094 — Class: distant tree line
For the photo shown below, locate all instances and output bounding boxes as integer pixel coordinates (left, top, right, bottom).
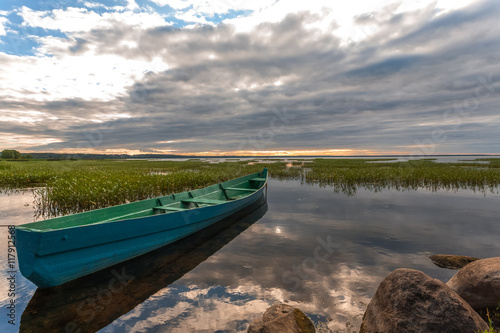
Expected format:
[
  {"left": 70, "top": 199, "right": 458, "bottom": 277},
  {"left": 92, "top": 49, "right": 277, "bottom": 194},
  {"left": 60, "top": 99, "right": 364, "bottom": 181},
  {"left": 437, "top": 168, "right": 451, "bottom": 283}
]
[
  {"left": 1, "top": 150, "right": 246, "bottom": 160},
  {"left": 22, "top": 153, "right": 191, "bottom": 160},
  {"left": 1, "top": 150, "right": 33, "bottom": 160}
]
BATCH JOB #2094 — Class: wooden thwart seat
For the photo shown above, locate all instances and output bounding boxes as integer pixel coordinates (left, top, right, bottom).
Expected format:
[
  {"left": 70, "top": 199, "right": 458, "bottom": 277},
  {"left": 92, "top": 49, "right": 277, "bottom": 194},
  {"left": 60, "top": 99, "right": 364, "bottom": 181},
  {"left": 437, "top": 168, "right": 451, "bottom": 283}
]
[
  {"left": 249, "top": 177, "right": 266, "bottom": 182},
  {"left": 153, "top": 206, "right": 186, "bottom": 211},
  {"left": 181, "top": 198, "right": 228, "bottom": 205},
  {"left": 224, "top": 187, "right": 258, "bottom": 192},
  {"left": 154, "top": 197, "right": 231, "bottom": 211}
]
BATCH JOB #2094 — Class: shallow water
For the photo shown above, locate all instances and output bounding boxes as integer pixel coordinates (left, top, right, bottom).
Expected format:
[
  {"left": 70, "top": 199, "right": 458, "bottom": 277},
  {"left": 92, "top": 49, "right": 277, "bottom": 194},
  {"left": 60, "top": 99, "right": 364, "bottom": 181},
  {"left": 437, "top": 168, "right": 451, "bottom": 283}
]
[
  {"left": 0, "top": 189, "right": 37, "bottom": 333},
  {"left": 1, "top": 180, "right": 499, "bottom": 332}
]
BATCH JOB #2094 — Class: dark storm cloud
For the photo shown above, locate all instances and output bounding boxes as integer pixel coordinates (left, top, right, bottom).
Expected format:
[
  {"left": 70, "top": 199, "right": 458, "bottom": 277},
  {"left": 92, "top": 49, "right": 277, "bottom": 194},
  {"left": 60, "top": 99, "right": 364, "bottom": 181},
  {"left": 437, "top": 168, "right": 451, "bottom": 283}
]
[
  {"left": 4, "top": 0, "right": 500, "bottom": 154},
  {"left": 344, "top": 55, "right": 424, "bottom": 78}
]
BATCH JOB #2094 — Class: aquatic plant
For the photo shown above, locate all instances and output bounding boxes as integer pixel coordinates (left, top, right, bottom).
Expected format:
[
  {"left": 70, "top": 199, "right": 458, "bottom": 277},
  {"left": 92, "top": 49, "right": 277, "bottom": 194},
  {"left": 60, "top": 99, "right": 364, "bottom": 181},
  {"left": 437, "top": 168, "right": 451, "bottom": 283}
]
[
  {"left": 303, "top": 159, "right": 500, "bottom": 195},
  {"left": 26, "top": 160, "right": 272, "bottom": 216},
  {"left": 1, "top": 158, "right": 499, "bottom": 217}
]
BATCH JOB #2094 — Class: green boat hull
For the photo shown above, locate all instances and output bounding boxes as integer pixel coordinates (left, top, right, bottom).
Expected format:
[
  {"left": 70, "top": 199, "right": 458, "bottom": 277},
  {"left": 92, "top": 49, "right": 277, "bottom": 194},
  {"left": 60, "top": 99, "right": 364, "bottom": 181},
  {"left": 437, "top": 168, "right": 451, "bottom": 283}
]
[
  {"left": 16, "top": 168, "right": 268, "bottom": 288},
  {"left": 20, "top": 197, "right": 268, "bottom": 332}
]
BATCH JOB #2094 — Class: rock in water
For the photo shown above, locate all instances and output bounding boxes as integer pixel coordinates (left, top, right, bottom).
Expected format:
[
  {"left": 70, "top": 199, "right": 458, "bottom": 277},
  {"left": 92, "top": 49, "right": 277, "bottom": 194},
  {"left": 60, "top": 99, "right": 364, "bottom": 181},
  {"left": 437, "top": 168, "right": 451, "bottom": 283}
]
[
  {"left": 247, "top": 303, "right": 315, "bottom": 333},
  {"left": 447, "top": 257, "right": 500, "bottom": 309},
  {"left": 429, "top": 254, "right": 480, "bottom": 270},
  {"left": 360, "top": 268, "right": 488, "bottom": 333}
]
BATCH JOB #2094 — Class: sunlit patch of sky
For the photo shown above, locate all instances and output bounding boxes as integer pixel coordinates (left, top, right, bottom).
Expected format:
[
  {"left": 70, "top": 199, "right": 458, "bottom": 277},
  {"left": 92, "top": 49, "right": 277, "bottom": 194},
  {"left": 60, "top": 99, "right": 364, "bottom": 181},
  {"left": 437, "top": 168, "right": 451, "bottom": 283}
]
[{"left": 0, "top": 0, "right": 253, "bottom": 56}]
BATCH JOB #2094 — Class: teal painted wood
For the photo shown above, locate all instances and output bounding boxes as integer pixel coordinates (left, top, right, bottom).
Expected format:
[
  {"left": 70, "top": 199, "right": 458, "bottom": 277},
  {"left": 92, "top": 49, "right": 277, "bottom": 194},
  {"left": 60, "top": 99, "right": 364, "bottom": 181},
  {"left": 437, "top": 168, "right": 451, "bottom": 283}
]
[{"left": 16, "top": 168, "right": 268, "bottom": 288}]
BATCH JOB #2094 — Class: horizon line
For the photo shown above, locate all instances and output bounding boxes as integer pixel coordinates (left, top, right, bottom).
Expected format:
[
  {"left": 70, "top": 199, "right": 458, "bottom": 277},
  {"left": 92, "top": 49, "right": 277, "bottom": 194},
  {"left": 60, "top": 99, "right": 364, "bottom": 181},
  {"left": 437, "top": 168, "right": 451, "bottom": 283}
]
[{"left": 16, "top": 152, "right": 500, "bottom": 158}]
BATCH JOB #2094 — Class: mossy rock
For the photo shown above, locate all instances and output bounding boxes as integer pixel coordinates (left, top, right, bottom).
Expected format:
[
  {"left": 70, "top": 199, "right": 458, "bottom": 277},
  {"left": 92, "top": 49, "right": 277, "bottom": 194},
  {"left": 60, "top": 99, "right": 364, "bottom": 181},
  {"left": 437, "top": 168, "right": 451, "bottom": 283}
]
[
  {"left": 429, "top": 254, "right": 480, "bottom": 270},
  {"left": 247, "top": 303, "right": 316, "bottom": 333},
  {"left": 293, "top": 308, "right": 315, "bottom": 333}
]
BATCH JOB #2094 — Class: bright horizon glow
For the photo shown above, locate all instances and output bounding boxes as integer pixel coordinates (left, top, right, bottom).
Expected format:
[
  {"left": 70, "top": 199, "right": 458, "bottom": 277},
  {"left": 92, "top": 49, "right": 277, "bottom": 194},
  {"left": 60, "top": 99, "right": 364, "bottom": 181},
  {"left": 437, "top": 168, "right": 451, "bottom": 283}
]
[{"left": 17, "top": 148, "right": 497, "bottom": 157}]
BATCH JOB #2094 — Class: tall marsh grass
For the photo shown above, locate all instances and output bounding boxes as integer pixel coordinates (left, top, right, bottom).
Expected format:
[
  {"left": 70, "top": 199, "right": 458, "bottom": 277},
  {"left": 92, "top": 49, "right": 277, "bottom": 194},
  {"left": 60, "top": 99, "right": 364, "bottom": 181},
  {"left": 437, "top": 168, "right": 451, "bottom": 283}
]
[
  {"left": 305, "top": 159, "right": 500, "bottom": 195},
  {"left": 1, "top": 158, "right": 499, "bottom": 217}
]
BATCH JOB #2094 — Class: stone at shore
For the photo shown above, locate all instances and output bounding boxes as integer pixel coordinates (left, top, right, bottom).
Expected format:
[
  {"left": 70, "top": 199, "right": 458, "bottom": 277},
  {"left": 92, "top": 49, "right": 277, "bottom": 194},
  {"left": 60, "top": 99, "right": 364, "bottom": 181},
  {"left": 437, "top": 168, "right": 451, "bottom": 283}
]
[
  {"left": 247, "top": 303, "right": 316, "bottom": 333},
  {"left": 447, "top": 257, "right": 500, "bottom": 309},
  {"left": 359, "top": 268, "right": 488, "bottom": 333},
  {"left": 429, "top": 254, "right": 480, "bottom": 270}
]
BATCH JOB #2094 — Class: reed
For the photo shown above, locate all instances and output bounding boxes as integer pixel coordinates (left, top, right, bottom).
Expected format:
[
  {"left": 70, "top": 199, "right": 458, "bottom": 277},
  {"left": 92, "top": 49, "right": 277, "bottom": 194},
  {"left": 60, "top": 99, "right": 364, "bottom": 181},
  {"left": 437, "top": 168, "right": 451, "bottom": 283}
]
[
  {"left": 26, "top": 160, "right": 270, "bottom": 216},
  {"left": 304, "top": 159, "right": 500, "bottom": 195},
  {"left": 1, "top": 158, "right": 499, "bottom": 217}
]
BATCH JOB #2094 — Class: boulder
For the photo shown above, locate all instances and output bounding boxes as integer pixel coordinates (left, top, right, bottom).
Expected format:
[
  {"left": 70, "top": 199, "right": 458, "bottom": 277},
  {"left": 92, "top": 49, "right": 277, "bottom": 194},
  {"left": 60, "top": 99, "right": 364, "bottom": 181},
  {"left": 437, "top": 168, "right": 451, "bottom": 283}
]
[
  {"left": 247, "top": 303, "right": 315, "bottom": 333},
  {"left": 360, "top": 268, "right": 488, "bottom": 333},
  {"left": 429, "top": 254, "right": 480, "bottom": 270},
  {"left": 447, "top": 257, "right": 500, "bottom": 309}
]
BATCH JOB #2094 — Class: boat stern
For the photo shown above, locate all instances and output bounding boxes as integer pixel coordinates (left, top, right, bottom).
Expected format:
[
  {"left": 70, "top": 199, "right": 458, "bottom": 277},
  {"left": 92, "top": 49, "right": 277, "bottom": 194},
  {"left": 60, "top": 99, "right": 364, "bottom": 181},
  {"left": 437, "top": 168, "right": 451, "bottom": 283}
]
[{"left": 15, "top": 227, "right": 41, "bottom": 283}]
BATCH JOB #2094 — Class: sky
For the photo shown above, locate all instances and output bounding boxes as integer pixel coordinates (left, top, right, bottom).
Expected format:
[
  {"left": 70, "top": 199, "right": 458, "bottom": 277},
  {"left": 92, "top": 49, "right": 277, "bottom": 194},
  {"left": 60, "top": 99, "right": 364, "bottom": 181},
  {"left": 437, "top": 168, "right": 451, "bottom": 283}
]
[{"left": 0, "top": 0, "right": 499, "bottom": 156}]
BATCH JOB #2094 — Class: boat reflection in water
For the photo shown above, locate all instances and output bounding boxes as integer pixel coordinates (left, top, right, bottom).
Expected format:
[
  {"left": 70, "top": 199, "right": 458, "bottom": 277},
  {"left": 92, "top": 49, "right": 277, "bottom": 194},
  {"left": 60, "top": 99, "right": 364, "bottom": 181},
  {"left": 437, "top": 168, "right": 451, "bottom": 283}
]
[{"left": 20, "top": 194, "right": 268, "bottom": 333}]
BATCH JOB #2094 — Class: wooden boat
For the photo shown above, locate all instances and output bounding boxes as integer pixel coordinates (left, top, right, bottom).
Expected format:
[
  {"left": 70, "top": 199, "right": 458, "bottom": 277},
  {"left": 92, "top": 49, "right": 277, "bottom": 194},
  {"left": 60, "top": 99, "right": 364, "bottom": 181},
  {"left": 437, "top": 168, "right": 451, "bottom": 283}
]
[
  {"left": 15, "top": 168, "right": 268, "bottom": 288},
  {"left": 20, "top": 198, "right": 268, "bottom": 332}
]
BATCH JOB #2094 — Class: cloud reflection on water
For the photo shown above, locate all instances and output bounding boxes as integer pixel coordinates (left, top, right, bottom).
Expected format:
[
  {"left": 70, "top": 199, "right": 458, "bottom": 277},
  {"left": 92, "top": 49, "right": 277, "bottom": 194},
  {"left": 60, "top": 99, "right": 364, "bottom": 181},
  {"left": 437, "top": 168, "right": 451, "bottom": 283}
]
[
  {"left": 2, "top": 179, "right": 500, "bottom": 332},
  {"left": 102, "top": 179, "right": 500, "bottom": 332}
]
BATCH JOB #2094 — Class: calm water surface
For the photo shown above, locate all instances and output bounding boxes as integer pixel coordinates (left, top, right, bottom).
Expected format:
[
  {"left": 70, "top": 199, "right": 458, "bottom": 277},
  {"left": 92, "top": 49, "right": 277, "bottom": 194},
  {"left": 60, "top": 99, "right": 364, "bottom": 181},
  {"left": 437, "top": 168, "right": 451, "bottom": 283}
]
[{"left": 1, "top": 180, "right": 499, "bottom": 333}]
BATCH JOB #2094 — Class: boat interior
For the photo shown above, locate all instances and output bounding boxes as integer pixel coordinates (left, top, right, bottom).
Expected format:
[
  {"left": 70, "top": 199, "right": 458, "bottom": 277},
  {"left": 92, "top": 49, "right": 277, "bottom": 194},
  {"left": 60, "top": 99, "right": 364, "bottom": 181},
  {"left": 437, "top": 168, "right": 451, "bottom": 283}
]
[{"left": 18, "top": 174, "right": 267, "bottom": 231}]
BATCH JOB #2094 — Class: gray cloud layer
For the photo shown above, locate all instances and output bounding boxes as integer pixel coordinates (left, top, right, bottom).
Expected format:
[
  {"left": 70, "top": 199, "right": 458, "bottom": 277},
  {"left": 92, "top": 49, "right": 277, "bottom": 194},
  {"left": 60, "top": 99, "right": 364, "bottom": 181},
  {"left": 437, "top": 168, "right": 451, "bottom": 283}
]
[{"left": 3, "top": 0, "right": 500, "bottom": 155}]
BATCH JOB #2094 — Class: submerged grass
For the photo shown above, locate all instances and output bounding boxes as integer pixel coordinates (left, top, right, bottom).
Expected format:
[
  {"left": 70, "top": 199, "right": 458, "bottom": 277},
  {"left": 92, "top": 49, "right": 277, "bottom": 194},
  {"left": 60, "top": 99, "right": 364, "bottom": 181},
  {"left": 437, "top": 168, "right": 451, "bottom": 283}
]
[{"left": 1, "top": 158, "right": 499, "bottom": 217}]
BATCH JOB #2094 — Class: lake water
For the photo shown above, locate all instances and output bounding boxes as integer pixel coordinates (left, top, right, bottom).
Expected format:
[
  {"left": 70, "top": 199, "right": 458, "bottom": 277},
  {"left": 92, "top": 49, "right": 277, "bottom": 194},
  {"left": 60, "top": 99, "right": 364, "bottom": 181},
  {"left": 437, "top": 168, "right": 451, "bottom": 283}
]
[
  {"left": 148, "top": 155, "right": 499, "bottom": 164},
  {"left": 1, "top": 179, "right": 499, "bottom": 333}
]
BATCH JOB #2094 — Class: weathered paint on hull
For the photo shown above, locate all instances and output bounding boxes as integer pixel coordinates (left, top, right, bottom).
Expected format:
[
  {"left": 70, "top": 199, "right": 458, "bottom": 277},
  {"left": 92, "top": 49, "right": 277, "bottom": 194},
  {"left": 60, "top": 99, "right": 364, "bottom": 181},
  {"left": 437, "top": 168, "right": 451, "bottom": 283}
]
[{"left": 16, "top": 169, "right": 267, "bottom": 288}]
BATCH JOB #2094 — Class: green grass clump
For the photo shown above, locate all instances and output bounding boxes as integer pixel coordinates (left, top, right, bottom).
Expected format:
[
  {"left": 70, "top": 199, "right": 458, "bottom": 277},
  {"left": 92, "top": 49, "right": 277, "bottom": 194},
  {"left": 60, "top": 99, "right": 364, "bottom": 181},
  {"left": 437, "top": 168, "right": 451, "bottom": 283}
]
[
  {"left": 27, "top": 160, "right": 271, "bottom": 216},
  {"left": 304, "top": 159, "right": 500, "bottom": 195},
  {"left": 0, "top": 160, "right": 298, "bottom": 217},
  {"left": 476, "top": 304, "right": 500, "bottom": 333},
  {"left": 0, "top": 160, "right": 68, "bottom": 188}
]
